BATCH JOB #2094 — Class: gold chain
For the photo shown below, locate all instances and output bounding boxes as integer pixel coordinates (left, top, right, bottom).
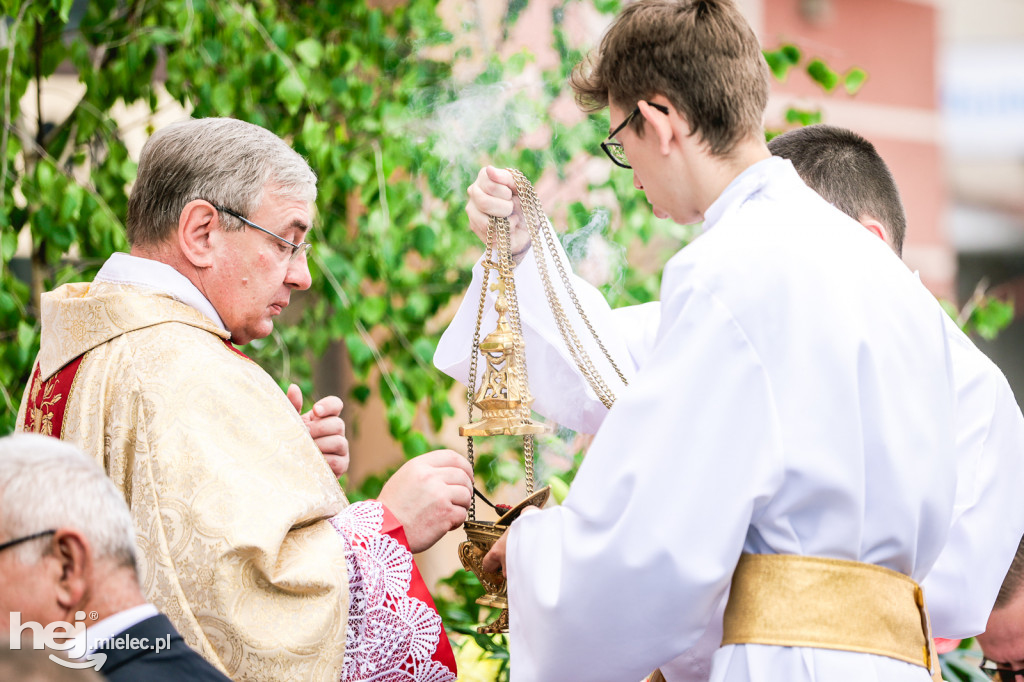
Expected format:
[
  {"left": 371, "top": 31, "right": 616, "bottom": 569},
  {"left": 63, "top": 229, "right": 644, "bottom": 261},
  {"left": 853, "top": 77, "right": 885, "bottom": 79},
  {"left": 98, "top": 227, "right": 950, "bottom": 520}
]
[
  {"left": 493, "top": 212, "right": 536, "bottom": 494},
  {"left": 465, "top": 219, "right": 497, "bottom": 522},
  {"left": 507, "top": 168, "right": 628, "bottom": 409},
  {"left": 468, "top": 169, "right": 627, "bottom": 503}
]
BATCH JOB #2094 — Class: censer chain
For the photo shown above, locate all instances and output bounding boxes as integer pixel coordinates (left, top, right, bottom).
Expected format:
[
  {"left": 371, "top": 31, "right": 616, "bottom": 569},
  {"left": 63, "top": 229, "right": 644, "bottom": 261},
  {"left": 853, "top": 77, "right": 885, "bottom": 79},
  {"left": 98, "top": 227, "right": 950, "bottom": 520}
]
[
  {"left": 464, "top": 219, "right": 498, "bottom": 522},
  {"left": 509, "top": 168, "right": 628, "bottom": 409},
  {"left": 495, "top": 211, "right": 535, "bottom": 494}
]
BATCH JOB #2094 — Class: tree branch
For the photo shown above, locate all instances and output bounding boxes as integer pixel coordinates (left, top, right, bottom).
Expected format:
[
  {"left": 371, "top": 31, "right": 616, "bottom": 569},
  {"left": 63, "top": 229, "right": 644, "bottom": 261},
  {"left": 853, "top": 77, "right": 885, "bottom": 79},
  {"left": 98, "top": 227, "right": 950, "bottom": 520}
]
[{"left": 0, "top": 0, "right": 33, "bottom": 202}]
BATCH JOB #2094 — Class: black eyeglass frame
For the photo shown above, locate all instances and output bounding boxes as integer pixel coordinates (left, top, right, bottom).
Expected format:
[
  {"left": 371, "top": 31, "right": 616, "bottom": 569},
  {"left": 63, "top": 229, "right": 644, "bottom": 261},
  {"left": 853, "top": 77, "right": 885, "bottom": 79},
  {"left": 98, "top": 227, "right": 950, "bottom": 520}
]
[
  {"left": 213, "top": 205, "right": 312, "bottom": 262},
  {"left": 981, "top": 658, "right": 1024, "bottom": 681},
  {"left": 601, "top": 101, "right": 670, "bottom": 169},
  {"left": 0, "top": 529, "right": 56, "bottom": 554}
]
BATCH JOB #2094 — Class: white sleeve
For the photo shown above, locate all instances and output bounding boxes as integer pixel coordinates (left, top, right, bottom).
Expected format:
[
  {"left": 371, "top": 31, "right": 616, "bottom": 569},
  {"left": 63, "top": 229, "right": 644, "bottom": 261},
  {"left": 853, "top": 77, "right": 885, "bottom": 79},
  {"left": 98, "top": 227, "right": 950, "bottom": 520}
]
[
  {"left": 504, "top": 282, "right": 784, "bottom": 682},
  {"left": 434, "top": 243, "right": 658, "bottom": 434},
  {"left": 922, "top": 369, "right": 1024, "bottom": 638}
]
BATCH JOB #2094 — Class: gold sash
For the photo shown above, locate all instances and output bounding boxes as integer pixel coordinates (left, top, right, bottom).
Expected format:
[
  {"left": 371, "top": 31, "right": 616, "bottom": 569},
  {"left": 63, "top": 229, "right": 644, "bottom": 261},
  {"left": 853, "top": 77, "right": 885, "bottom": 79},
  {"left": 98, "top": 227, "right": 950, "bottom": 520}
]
[{"left": 722, "top": 553, "right": 938, "bottom": 677}]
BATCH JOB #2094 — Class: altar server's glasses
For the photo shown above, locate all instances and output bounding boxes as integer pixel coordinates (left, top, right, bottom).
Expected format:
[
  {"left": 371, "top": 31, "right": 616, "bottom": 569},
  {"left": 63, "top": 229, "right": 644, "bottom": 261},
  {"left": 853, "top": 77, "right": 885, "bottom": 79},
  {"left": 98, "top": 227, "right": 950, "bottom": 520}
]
[
  {"left": 601, "top": 101, "right": 669, "bottom": 169},
  {"left": 0, "top": 529, "right": 56, "bottom": 553},
  {"left": 214, "top": 205, "right": 312, "bottom": 262},
  {"left": 981, "top": 658, "right": 1024, "bottom": 681}
]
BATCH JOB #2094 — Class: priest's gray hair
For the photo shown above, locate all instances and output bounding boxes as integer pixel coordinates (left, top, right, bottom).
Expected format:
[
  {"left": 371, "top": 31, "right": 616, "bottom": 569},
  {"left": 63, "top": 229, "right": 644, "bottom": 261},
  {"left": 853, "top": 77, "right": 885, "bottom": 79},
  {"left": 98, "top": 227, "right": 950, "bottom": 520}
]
[
  {"left": 0, "top": 434, "right": 138, "bottom": 571},
  {"left": 126, "top": 117, "right": 318, "bottom": 246}
]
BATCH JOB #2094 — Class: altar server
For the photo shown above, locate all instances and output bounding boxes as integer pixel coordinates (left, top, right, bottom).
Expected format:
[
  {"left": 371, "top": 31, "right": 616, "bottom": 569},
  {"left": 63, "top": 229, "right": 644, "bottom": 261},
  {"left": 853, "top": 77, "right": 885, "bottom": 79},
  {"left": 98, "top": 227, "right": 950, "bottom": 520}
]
[{"left": 437, "top": 2, "right": 960, "bottom": 680}]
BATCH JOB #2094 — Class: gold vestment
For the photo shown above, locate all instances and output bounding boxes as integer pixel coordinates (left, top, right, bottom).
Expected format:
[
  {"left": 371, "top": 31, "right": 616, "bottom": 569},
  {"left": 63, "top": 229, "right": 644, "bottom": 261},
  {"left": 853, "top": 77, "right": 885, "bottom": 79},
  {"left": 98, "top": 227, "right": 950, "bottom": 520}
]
[{"left": 18, "top": 282, "right": 349, "bottom": 681}]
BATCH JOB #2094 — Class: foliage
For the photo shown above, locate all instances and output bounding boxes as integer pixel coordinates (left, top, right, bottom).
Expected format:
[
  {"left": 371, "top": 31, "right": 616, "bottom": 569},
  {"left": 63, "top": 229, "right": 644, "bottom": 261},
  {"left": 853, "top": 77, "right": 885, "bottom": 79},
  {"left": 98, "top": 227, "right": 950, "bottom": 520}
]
[
  {"left": 762, "top": 44, "right": 868, "bottom": 94},
  {"left": 940, "top": 639, "right": 990, "bottom": 682},
  {"left": 763, "top": 44, "right": 868, "bottom": 137},
  {"left": 940, "top": 282, "right": 1015, "bottom": 340}
]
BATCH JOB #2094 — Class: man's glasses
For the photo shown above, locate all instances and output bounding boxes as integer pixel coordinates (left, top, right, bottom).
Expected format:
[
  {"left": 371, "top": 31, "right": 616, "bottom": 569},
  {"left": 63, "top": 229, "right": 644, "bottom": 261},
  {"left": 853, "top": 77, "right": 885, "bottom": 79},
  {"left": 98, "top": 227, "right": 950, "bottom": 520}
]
[
  {"left": 601, "top": 101, "right": 670, "bottom": 169},
  {"left": 214, "top": 205, "right": 312, "bottom": 262},
  {"left": 981, "top": 659, "right": 1024, "bottom": 681},
  {"left": 0, "top": 529, "right": 56, "bottom": 554}
]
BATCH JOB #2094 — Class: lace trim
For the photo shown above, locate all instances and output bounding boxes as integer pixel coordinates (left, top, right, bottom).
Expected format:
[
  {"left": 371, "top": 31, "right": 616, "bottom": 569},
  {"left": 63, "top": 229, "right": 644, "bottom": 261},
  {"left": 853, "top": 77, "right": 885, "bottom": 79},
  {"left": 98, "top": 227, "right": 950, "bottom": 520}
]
[{"left": 330, "top": 501, "right": 456, "bottom": 682}]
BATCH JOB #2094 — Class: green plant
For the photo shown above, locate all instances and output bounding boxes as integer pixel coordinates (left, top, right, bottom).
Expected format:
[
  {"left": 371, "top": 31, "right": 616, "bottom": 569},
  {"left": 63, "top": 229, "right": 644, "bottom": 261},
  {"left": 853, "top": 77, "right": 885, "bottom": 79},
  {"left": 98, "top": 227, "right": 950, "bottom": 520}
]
[
  {"left": 762, "top": 44, "right": 868, "bottom": 137},
  {"left": 940, "top": 280, "right": 1015, "bottom": 340},
  {"left": 940, "top": 639, "right": 990, "bottom": 682}
]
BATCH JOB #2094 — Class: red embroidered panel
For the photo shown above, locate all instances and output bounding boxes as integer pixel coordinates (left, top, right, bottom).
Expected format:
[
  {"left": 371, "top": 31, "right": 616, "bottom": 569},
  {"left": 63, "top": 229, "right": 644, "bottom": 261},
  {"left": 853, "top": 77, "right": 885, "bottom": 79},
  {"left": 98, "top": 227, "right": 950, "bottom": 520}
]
[
  {"left": 22, "top": 355, "right": 85, "bottom": 438},
  {"left": 380, "top": 505, "right": 458, "bottom": 677}
]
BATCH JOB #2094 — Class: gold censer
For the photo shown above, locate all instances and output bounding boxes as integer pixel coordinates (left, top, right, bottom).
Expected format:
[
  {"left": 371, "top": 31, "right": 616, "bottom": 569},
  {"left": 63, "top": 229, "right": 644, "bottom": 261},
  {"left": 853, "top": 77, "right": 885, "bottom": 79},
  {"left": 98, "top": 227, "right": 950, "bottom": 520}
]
[{"left": 457, "top": 169, "right": 629, "bottom": 634}]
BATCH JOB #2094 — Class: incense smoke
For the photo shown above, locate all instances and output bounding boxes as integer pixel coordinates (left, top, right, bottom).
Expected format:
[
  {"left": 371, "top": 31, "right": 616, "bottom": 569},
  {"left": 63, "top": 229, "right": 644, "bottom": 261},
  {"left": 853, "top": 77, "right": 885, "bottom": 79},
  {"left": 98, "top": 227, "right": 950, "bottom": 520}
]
[{"left": 417, "top": 81, "right": 541, "bottom": 198}]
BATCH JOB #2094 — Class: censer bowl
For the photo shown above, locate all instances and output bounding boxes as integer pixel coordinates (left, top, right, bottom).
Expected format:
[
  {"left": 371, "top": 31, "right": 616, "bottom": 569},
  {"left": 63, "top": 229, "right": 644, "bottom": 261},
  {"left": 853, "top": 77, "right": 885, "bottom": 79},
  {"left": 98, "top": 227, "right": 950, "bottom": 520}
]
[
  {"left": 458, "top": 487, "right": 550, "bottom": 634},
  {"left": 460, "top": 521, "right": 509, "bottom": 607}
]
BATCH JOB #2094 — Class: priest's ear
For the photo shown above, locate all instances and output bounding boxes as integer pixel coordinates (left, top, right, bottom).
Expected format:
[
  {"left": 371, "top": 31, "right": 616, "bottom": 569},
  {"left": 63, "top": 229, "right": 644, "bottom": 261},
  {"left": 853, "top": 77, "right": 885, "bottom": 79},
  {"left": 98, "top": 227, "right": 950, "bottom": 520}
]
[{"left": 178, "top": 200, "right": 220, "bottom": 268}]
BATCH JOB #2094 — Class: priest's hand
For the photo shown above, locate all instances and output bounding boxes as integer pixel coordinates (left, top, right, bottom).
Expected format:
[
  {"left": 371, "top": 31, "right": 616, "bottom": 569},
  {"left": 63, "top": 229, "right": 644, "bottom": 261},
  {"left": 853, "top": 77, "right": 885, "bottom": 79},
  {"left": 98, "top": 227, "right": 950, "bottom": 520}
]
[
  {"left": 467, "top": 166, "right": 531, "bottom": 258},
  {"left": 379, "top": 449, "right": 474, "bottom": 554},
  {"left": 287, "top": 384, "right": 350, "bottom": 477},
  {"left": 482, "top": 530, "right": 509, "bottom": 575}
]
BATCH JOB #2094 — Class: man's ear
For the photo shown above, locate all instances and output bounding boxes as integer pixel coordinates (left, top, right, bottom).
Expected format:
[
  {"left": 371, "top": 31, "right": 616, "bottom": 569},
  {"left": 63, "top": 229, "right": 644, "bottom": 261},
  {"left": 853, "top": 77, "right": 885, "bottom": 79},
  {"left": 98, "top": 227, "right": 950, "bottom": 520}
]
[
  {"left": 638, "top": 99, "right": 679, "bottom": 156},
  {"left": 858, "top": 216, "right": 890, "bottom": 247},
  {"left": 178, "top": 201, "right": 220, "bottom": 268},
  {"left": 51, "top": 529, "right": 91, "bottom": 616}
]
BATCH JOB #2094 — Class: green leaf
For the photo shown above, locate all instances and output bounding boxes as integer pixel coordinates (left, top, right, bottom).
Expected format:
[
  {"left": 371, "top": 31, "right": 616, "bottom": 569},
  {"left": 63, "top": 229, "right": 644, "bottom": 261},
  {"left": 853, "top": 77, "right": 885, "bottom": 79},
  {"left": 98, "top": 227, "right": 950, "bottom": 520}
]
[
  {"left": 411, "top": 337, "right": 435, "bottom": 365},
  {"left": 785, "top": 107, "right": 823, "bottom": 127},
  {"left": 348, "top": 157, "right": 372, "bottom": 185},
  {"left": 275, "top": 71, "right": 305, "bottom": 114},
  {"left": 763, "top": 44, "right": 801, "bottom": 82},
  {"left": 548, "top": 475, "right": 570, "bottom": 504},
  {"left": 345, "top": 333, "right": 373, "bottom": 367},
  {"left": 0, "top": 228, "right": 16, "bottom": 261},
  {"left": 357, "top": 296, "right": 387, "bottom": 325},
  {"left": 806, "top": 58, "right": 840, "bottom": 92},
  {"left": 968, "top": 297, "right": 1015, "bottom": 340},
  {"left": 405, "top": 291, "right": 431, "bottom": 318},
  {"left": 16, "top": 320, "right": 34, "bottom": 350},
  {"left": 57, "top": 0, "right": 74, "bottom": 22},
  {"left": 295, "top": 38, "right": 324, "bottom": 68},
  {"left": 351, "top": 384, "right": 371, "bottom": 404},
  {"left": 411, "top": 224, "right": 436, "bottom": 255},
  {"left": 844, "top": 67, "right": 868, "bottom": 95},
  {"left": 148, "top": 27, "right": 178, "bottom": 46},
  {"left": 34, "top": 160, "right": 56, "bottom": 195}
]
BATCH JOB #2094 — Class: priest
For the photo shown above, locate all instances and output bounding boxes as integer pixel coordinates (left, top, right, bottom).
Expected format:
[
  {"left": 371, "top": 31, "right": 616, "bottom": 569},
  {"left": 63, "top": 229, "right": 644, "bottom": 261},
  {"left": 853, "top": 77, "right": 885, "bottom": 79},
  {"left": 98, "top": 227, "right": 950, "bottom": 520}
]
[{"left": 18, "top": 117, "right": 471, "bottom": 681}]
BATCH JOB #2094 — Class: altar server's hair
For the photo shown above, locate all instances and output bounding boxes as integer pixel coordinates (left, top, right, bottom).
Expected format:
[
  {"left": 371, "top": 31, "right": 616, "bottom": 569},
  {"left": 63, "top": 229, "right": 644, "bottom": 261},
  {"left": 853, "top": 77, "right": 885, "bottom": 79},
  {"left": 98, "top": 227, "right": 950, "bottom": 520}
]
[
  {"left": 768, "top": 124, "right": 908, "bottom": 257},
  {"left": 570, "top": 0, "right": 769, "bottom": 157},
  {"left": 0, "top": 434, "right": 138, "bottom": 571},
  {"left": 126, "top": 117, "right": 317, "bottom": 246},
  {"left": 994, "top": 535, "right": 1024, "bottom": 609}
]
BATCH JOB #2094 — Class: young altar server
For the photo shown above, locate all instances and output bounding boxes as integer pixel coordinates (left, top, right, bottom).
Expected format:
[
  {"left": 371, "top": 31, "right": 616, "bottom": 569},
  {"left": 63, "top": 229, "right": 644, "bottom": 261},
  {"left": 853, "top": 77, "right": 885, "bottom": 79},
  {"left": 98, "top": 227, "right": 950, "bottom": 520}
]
[
  {"left": 436, "top": 1, "right": 961, "bottom": 680},
  {"left": 444, "top": 122, "right": 1024, "bottom": 681}
]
